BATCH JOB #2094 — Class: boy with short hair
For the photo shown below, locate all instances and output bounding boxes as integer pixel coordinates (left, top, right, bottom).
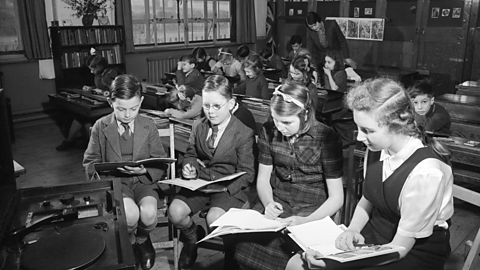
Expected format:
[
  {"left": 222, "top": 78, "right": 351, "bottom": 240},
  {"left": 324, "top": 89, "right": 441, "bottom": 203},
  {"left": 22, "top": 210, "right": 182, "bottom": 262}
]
[
  {"left": 408, "top": 80, "right": 451, "bottom": 135},
  {"left": 175, "top": 54, "right": 205, "bottom": 95},
  {"left": 288, "top": 35, "right": 303, "bottom": 60}
]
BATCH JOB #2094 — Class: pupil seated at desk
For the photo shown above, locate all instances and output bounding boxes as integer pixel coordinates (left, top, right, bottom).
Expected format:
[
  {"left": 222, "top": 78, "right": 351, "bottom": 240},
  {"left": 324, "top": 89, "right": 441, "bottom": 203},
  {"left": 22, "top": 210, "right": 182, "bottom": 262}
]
[
  {"left": 286, "top": 55, "right": 318, "bottom": 110},
  {"left": 164, "top": 85, "right": 203, "bottom": 120},
  {"left": 233, "top": 55, "right": 269, "bottom": 100},
  {"left": 212, "top": 47, "right": 246, "bottom": 83},
  {"left": 407, "top": 79, "right": 451, "bottom": 136},
  {"left": 236, "top": 45, "right": 256, "bottom": 63},
  {"left": 56, "top": 54, "right": 118, "bottom": 151},
  {"left": 175, "top": 54, "right": 205, "bottom": 95},
  {"left": 260, "top": 45, "right": 286, "bottom": 81},
  {"left": 191, "top": 47, "right": 216, "bottom": 72},
  {"left": 292, "top": 48, "right": 320, "bottom": 87},
  {"left": 287, "top": 35, "right": 304, "bottom": 61},
  {"left": 322, "top": 50, "right": 347, "bottom": 93}
]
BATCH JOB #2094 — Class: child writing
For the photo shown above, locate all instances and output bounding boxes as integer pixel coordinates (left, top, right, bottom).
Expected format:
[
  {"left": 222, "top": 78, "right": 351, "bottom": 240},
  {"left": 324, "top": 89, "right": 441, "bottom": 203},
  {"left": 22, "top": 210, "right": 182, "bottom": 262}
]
[
  {"left": 407, "top": 80, "right": 451, "bottom": 135},
  {"left": 175, "top": 54, "right": 205, "bottom": 95},
  {"left": 287, "top": 55, "right": 319, "bottom": 109},
  {"left": 234, "top": 81, "right": 344, "bottom": 270},
  {"left": 192, "top": 47, "right": 216, "bottom": 72},
  {"left": 236, "top": 45, "right": 255, "bottom": 62},
  {"left": 288, "top": 35, "right": 303, "bottom": 60},
  {"left": 300, "top": 78, "right": 453, "bottom": 270},
  {"left": 323, "top": 50, "right": 348, "bottom": 93},
  {"left": 167, "top": 75, "right": 255, "bottom": 269},
  {"left": 260, "top": 46, "right": 286, "bottom": 81},
  {"left": 57, "top": 54, "right": 118, "bottom": 151},
  {"left": 233, "top": 54, "right": 269, "bottom": 100},
  {"left": 212, "top": 48, "right": 246, "bottom": 82},
  {"left": 164, "top": 85, "right": 203, "bottom": 119},
  {"left": 83, "top": 74, "right": 167, "bottom": 270}
]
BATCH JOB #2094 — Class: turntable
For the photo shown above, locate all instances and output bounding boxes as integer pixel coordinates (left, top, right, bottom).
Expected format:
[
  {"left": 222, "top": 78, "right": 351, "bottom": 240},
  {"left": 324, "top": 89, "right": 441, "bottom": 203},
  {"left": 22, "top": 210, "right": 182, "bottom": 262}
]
[{"left": 0, "top": 180, "right": 135, "bottom": 270}]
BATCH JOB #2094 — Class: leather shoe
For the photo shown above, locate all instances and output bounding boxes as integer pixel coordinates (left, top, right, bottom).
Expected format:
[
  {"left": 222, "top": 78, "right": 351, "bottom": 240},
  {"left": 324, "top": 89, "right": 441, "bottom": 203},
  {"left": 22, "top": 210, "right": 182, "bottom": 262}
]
[
  {"left": 178, "top": 226, "right": 206, "bottom": 269},
  {"left": 136, "top": 235, "right": 156, "bottom": 270}
]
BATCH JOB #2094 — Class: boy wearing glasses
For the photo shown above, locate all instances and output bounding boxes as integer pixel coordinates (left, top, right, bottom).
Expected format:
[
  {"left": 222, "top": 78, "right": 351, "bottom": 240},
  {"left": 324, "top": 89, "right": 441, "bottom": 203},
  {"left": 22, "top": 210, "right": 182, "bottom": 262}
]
[
  {"left": 167, "top": 75, "right": 256, "bottom": 269},
  {"left": 176, "top": 54, "right": 205, "bottom": 95}
]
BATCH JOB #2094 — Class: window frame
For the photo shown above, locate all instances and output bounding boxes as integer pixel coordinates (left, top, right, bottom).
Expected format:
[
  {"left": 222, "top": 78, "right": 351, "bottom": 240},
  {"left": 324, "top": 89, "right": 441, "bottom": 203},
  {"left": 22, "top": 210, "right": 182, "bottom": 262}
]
[
  {"left": 0, "top": 0, "right": 24, "bottom": 55},
  {"left": 132, "top": 0, "right": 232, "bottom": 48}
]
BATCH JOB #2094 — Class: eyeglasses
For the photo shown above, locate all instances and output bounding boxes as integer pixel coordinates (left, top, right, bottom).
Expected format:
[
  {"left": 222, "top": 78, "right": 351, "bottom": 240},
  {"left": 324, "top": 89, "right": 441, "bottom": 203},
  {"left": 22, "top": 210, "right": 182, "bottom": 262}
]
[
  {"left": 202, "top": 101, "right": 228, "bottom": 111},
  {"left": 272, "top": 87, "right": 304, "bottom": 109}
]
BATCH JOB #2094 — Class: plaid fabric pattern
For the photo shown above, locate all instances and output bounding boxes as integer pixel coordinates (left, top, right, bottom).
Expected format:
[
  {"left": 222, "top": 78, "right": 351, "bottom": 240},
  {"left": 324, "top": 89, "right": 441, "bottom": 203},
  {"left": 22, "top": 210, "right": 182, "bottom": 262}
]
[{"left": 235, "top": 120, "right": 343, "bottom": 270}]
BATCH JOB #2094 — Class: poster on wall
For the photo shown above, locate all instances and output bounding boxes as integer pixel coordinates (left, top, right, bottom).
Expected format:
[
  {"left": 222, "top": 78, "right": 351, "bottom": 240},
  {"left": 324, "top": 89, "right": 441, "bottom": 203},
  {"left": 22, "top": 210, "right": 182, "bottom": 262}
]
[{"left": 326, "top": 17, "right": 385, "bottom": 41}]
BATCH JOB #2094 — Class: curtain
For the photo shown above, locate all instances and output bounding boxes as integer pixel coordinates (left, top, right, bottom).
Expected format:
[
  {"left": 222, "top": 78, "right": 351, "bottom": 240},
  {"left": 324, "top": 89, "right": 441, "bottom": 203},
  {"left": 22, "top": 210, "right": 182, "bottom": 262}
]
[
  {"left": 115, "top": 0, "right": 135, "bottom": 53},
  {"left": 18, "top": 0, "right": 51, "bottom": 60},
  {"left": 235, "top": 0, "right": 257, "bottom": 44}
]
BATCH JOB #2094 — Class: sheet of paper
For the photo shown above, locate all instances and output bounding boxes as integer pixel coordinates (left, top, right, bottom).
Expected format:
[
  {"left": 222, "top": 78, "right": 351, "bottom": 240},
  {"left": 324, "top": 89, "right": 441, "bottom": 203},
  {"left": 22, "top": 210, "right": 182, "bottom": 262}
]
[{"left": 211, "top": 208, "right": 285, "bottom": 230}]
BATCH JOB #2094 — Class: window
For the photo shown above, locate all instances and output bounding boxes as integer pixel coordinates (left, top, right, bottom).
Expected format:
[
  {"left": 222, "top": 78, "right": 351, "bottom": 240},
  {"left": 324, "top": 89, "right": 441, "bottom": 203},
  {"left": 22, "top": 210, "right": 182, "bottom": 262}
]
[
  {"left": 131, "top": 0, "right": 231, "bottom": 46},
  {"left": 0, "top": 0, "right": 23, "bottom": 53}
]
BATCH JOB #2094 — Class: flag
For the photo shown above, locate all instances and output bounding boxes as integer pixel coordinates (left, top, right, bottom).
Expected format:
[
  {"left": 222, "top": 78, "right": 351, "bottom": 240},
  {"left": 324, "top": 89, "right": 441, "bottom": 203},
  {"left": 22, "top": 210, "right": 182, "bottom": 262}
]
[{"left": 266, "top": 0, "right": 276, "bottom": 51}]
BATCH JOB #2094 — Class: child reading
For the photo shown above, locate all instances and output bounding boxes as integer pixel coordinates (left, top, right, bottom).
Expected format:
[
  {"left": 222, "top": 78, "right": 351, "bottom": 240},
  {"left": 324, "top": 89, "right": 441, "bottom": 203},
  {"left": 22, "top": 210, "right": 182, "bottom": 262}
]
[
  {"left": 260, "top": 46, "right": 286, "bottom": 81},
  {"left": 286, "top": 55, "right": 319, "bottom": 109},
  {"left": 323, "top": 50, "right": 348, "bottom": 93},
  {"left": 175, "top": 54, "right": 205, "bottom": 95},
  {"left": 192, "top": 47, "right": 216, "bottom": 72},
  {"left": 165, "top": 85, "right": 203, "bottom": 119},
  {"left": 288, "top": 35, "right": 303, "bottom": 60},
  {"left": 83, "top": 74, "right": 168, "bottom": 270},
  {"left": 167, "top": 75, "right": 255, "bottom": 269},
  {"left": 212, "top": 48, "right": 246, "bottom": 82},
  {"left": 300, "top": 78, "right": 453, "bottom": 270},
  {"left": 234, "top": 81, "right": 344, "bottom": 270},
  {"left": 56, "top": 54, "right": 118, "bottom": 151},
  {"left": 233, "top": 55, "right": 269, "bottom": 99},
  {"left": 236, "top": 45, "right": 255, "bottom": 62},
  {"left": 407, "top": 80, "right": 451, "bottom": 135}
]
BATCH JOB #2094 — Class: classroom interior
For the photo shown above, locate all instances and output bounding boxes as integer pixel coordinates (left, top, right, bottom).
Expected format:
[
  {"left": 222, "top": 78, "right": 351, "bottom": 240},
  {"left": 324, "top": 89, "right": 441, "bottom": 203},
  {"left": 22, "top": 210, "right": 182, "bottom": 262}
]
[{"left": 1, "top": 0, "right": 480, "bottom": 269}]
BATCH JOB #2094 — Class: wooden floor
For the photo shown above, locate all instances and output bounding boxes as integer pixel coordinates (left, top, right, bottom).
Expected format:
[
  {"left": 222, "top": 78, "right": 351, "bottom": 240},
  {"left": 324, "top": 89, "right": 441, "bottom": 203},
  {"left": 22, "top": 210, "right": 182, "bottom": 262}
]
[{"left": 10, "top": 122, "right": 480, "bottom": 270}]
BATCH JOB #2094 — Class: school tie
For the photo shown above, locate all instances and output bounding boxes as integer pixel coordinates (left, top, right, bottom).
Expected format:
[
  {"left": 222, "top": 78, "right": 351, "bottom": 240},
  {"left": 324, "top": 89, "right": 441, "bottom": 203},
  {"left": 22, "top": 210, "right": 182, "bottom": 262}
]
[
  {"left": 121, "top": 123, "right": 131, "bottom": 140},
  {"left": 208, "top": 125, "right": 219, "bottom": 151}
]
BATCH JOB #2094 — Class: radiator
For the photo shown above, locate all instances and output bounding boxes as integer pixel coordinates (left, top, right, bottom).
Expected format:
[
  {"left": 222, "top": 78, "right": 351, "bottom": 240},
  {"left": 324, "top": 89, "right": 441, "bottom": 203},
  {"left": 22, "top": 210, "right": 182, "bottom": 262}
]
[{"left": 147, "top": 57, "right": 178, "bottom": 83}]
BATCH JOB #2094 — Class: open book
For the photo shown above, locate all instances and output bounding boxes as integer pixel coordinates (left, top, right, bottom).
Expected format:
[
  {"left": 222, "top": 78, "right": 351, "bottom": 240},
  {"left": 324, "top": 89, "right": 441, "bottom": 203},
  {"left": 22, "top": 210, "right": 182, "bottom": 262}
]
[
  {"left": 287, "top": 217, "right": 405, "bottom": 263},
  {"left": 161, "top": 171, "right": 245, "bottom": 191},
  {"left": 94, "top": 157, "right": 176, "bottom": 172},
  {"left": 197, "top": 208, "right": 288, "bottom": 243}
]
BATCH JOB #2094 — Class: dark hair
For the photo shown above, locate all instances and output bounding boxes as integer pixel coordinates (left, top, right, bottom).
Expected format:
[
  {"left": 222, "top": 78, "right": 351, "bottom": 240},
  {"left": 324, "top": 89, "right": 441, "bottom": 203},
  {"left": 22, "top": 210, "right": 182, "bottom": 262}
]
[
  {"left": 294, "top": 48, "right": 316, "bottom": 71},
  {"left": 109, "top": 74, "right": 143, "bottom": 101},
  {"left": 192, "top": 47, "right": 207, "bottom": 61},
  {"left": 407, "top": 79, "right": 434, "bottom": 98},
  {"left": 236, "top": 45, "right": 250, "bottom": 59},
  {"left": 288, "top": 55, "right": 312, "bottom": 86},
  {"left": 203, "top": 75, "right": 232, "bottom": 100},
  {"left": 260, "top": 47, "right": 273, "bottom": 59},
  {"left": 325, "top": 50, "right": 345, "bottom": 71},
  {"left": 270, "top": 81, "right": 315, "bottom": 135},
  {"left": 305, "top": 12, "right": 322, "bottom": 27},
  {"left": 242, "top": 55, "right": 263, "bottom": 76},
  {"left": 180, "top": 54, "right": 197, "bottom": 66},
  {"left": 345, "top": 77, "right": 450, "bottom": 163},
  {"left": 87, "top": 55, "right": 108, "bottom": 71},
  {"left": 290, "top": 35, "right": 302, "bottom": 45}
]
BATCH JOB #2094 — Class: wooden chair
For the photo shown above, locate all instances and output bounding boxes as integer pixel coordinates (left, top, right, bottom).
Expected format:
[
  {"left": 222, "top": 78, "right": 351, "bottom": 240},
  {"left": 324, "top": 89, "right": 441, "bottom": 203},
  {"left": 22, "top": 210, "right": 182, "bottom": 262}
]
[
  {"left": 453, "top": 184, "right": 480, "bottom": 270},
  {"left": 153, "top": 122, "right": 180, "bottom": 270}
]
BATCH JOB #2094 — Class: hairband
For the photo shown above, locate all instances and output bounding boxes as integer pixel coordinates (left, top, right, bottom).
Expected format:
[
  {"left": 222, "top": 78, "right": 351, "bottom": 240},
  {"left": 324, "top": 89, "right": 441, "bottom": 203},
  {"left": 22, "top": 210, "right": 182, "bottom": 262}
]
[
  {"left": 273, "top": 86, "right": 304, "bottom": 109},
  {"left": 218, "top": 48, "right": 232, "bottom": 56},
  {"left": 90, "top": 47, "right": 96, "bottom": 55}
]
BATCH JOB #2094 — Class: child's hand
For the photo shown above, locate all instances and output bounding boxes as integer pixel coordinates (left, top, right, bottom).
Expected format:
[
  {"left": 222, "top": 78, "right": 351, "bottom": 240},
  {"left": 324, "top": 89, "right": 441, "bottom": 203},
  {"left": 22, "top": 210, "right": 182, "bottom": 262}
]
[
  {"left": 182, "top": 163, "right": 197, "bottom": 179},
  {"left": 278, "top": 215, "right": 308, "bottom": 226},
  {"left": 323, "top": 67, "right": 331, "bottom": 76},
  {"left": 177, "top": 61, "right": 183, "bottom": 70},
  {"left": 118, "top": 165, "right": 147, "bottom": 175},
  {"left": 303, "top": 249, "right": 326, "bottom": 269},
  {"left": 264, "top": 202, "right": 283, "bottom": 220}
]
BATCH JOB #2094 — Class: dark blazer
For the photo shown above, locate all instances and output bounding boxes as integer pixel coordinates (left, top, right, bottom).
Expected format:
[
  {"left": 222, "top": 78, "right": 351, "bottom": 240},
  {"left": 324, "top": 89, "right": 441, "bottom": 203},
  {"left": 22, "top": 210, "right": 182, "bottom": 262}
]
[
  {"left": 184, "top": 116, "right": 255, "bottom": 203},
  {"left": 176, "top": 68, "right": 205, "bottom": 95},
  {"left": 83, "top": 113, "right": 167, "bottom": 184},
  {"left": 307, "top": 20, "right": 350, "bottom": 70}
]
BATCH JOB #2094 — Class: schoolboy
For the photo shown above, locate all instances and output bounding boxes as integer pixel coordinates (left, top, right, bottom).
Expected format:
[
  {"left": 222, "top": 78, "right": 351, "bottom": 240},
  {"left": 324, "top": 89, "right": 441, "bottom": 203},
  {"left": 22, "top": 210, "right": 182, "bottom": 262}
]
[
  {"left": 287, "top": 35, "right": 303, "bottom": 60},
  {"left": 175, "top": 54, "right": 205, "bottom": 95},
  {"left": 408, "top": 80, "right": 451, "bottom": 135}
]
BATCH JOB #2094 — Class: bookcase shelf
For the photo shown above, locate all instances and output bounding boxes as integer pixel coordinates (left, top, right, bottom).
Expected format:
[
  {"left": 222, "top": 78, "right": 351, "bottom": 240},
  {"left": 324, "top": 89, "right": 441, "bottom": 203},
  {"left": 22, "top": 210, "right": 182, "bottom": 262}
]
[{"left": 50, "top": 25, "right": 126, "bottom": 89}]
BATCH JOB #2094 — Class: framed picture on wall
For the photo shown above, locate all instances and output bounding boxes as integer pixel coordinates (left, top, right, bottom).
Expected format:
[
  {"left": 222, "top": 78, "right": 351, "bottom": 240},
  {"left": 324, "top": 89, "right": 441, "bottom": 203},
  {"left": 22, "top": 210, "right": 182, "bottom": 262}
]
[
  {"left": 452, "top": 8, "right": 461, "bottom": 18},
  {"left": 326, "top": 17, "right": 385, "bottom": 41}
]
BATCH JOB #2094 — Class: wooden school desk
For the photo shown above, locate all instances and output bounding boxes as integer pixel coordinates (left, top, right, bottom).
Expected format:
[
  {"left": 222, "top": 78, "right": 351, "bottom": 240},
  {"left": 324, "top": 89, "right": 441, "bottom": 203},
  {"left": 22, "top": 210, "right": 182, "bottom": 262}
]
[
  {"left": 48, "top": 88, "right": 112, "bottom": 119},
  {"left": 456, "top": 81, "right": 480, "bottom": 97},
  {"left": 355, "top": 66, "right": 418, "bottom": 87}
]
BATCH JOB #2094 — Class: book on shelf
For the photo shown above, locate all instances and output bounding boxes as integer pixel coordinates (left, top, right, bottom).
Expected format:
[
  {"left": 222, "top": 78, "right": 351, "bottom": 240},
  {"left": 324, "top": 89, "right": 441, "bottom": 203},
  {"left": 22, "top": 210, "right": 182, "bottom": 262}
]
[
  {"left": 287, "top": 217, "right": 405, "bottom": 263},
  {"left": 161, "top": 171, "right": 245, "bottom": 191},
  {"left": 94, "top": 157, "right": 176, "bottom": 172},
  {"left": 197, "top": 208, "right": 288, "bottom": 243}
]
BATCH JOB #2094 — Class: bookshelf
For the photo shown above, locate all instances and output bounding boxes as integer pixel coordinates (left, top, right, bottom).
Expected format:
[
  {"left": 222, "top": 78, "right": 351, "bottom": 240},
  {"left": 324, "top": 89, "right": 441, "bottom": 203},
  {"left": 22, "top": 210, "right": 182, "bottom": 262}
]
[{"left": 50, "top": 26, "right": 126, "bottom": 90}]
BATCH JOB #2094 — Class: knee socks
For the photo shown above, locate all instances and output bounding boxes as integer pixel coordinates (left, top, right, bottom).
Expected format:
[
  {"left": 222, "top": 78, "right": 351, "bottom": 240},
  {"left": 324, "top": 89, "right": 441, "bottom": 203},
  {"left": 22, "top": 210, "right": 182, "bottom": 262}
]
[
  {"left": 136, "top": 220, "right": 157, "bottom": 244},
  {"left": 128, "top": 222, "right": 138, "bottom": 245},
  {"left": 180, "top": 220, "right": 198, "bottom": 244}
]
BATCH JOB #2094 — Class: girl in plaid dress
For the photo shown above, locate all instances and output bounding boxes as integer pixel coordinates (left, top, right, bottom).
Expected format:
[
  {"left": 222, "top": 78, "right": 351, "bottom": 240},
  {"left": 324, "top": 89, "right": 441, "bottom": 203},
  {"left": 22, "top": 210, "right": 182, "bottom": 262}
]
[{"left": 234, "top": 81, "right": 344, "bottom": 270}]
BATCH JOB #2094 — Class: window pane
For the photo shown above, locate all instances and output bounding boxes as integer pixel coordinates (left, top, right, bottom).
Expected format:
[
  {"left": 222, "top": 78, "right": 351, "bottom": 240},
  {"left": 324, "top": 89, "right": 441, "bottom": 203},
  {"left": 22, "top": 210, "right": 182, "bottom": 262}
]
[
  {"left": 217, "top": 1, "right": 230, "bottom": 19},
  {"left": 217, "top": 22, "right": 230, "bottom": 40},
  {"left": 0, "top": 0, "right": 22, "bottom": 52}
]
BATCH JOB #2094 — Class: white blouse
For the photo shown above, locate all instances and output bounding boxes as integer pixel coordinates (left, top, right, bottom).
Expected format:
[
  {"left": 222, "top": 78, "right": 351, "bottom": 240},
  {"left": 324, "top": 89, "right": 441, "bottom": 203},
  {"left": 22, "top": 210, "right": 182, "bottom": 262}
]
[{"left": 366, "top": 137, "right": 454, "bottom": 239}]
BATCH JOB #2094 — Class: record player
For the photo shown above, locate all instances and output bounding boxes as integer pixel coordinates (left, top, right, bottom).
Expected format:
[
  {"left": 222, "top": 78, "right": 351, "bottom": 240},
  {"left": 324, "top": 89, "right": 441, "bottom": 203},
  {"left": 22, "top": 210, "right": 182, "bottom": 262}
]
[{"left": 0, "top": 180, "right": 135, "bottom": 270}]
